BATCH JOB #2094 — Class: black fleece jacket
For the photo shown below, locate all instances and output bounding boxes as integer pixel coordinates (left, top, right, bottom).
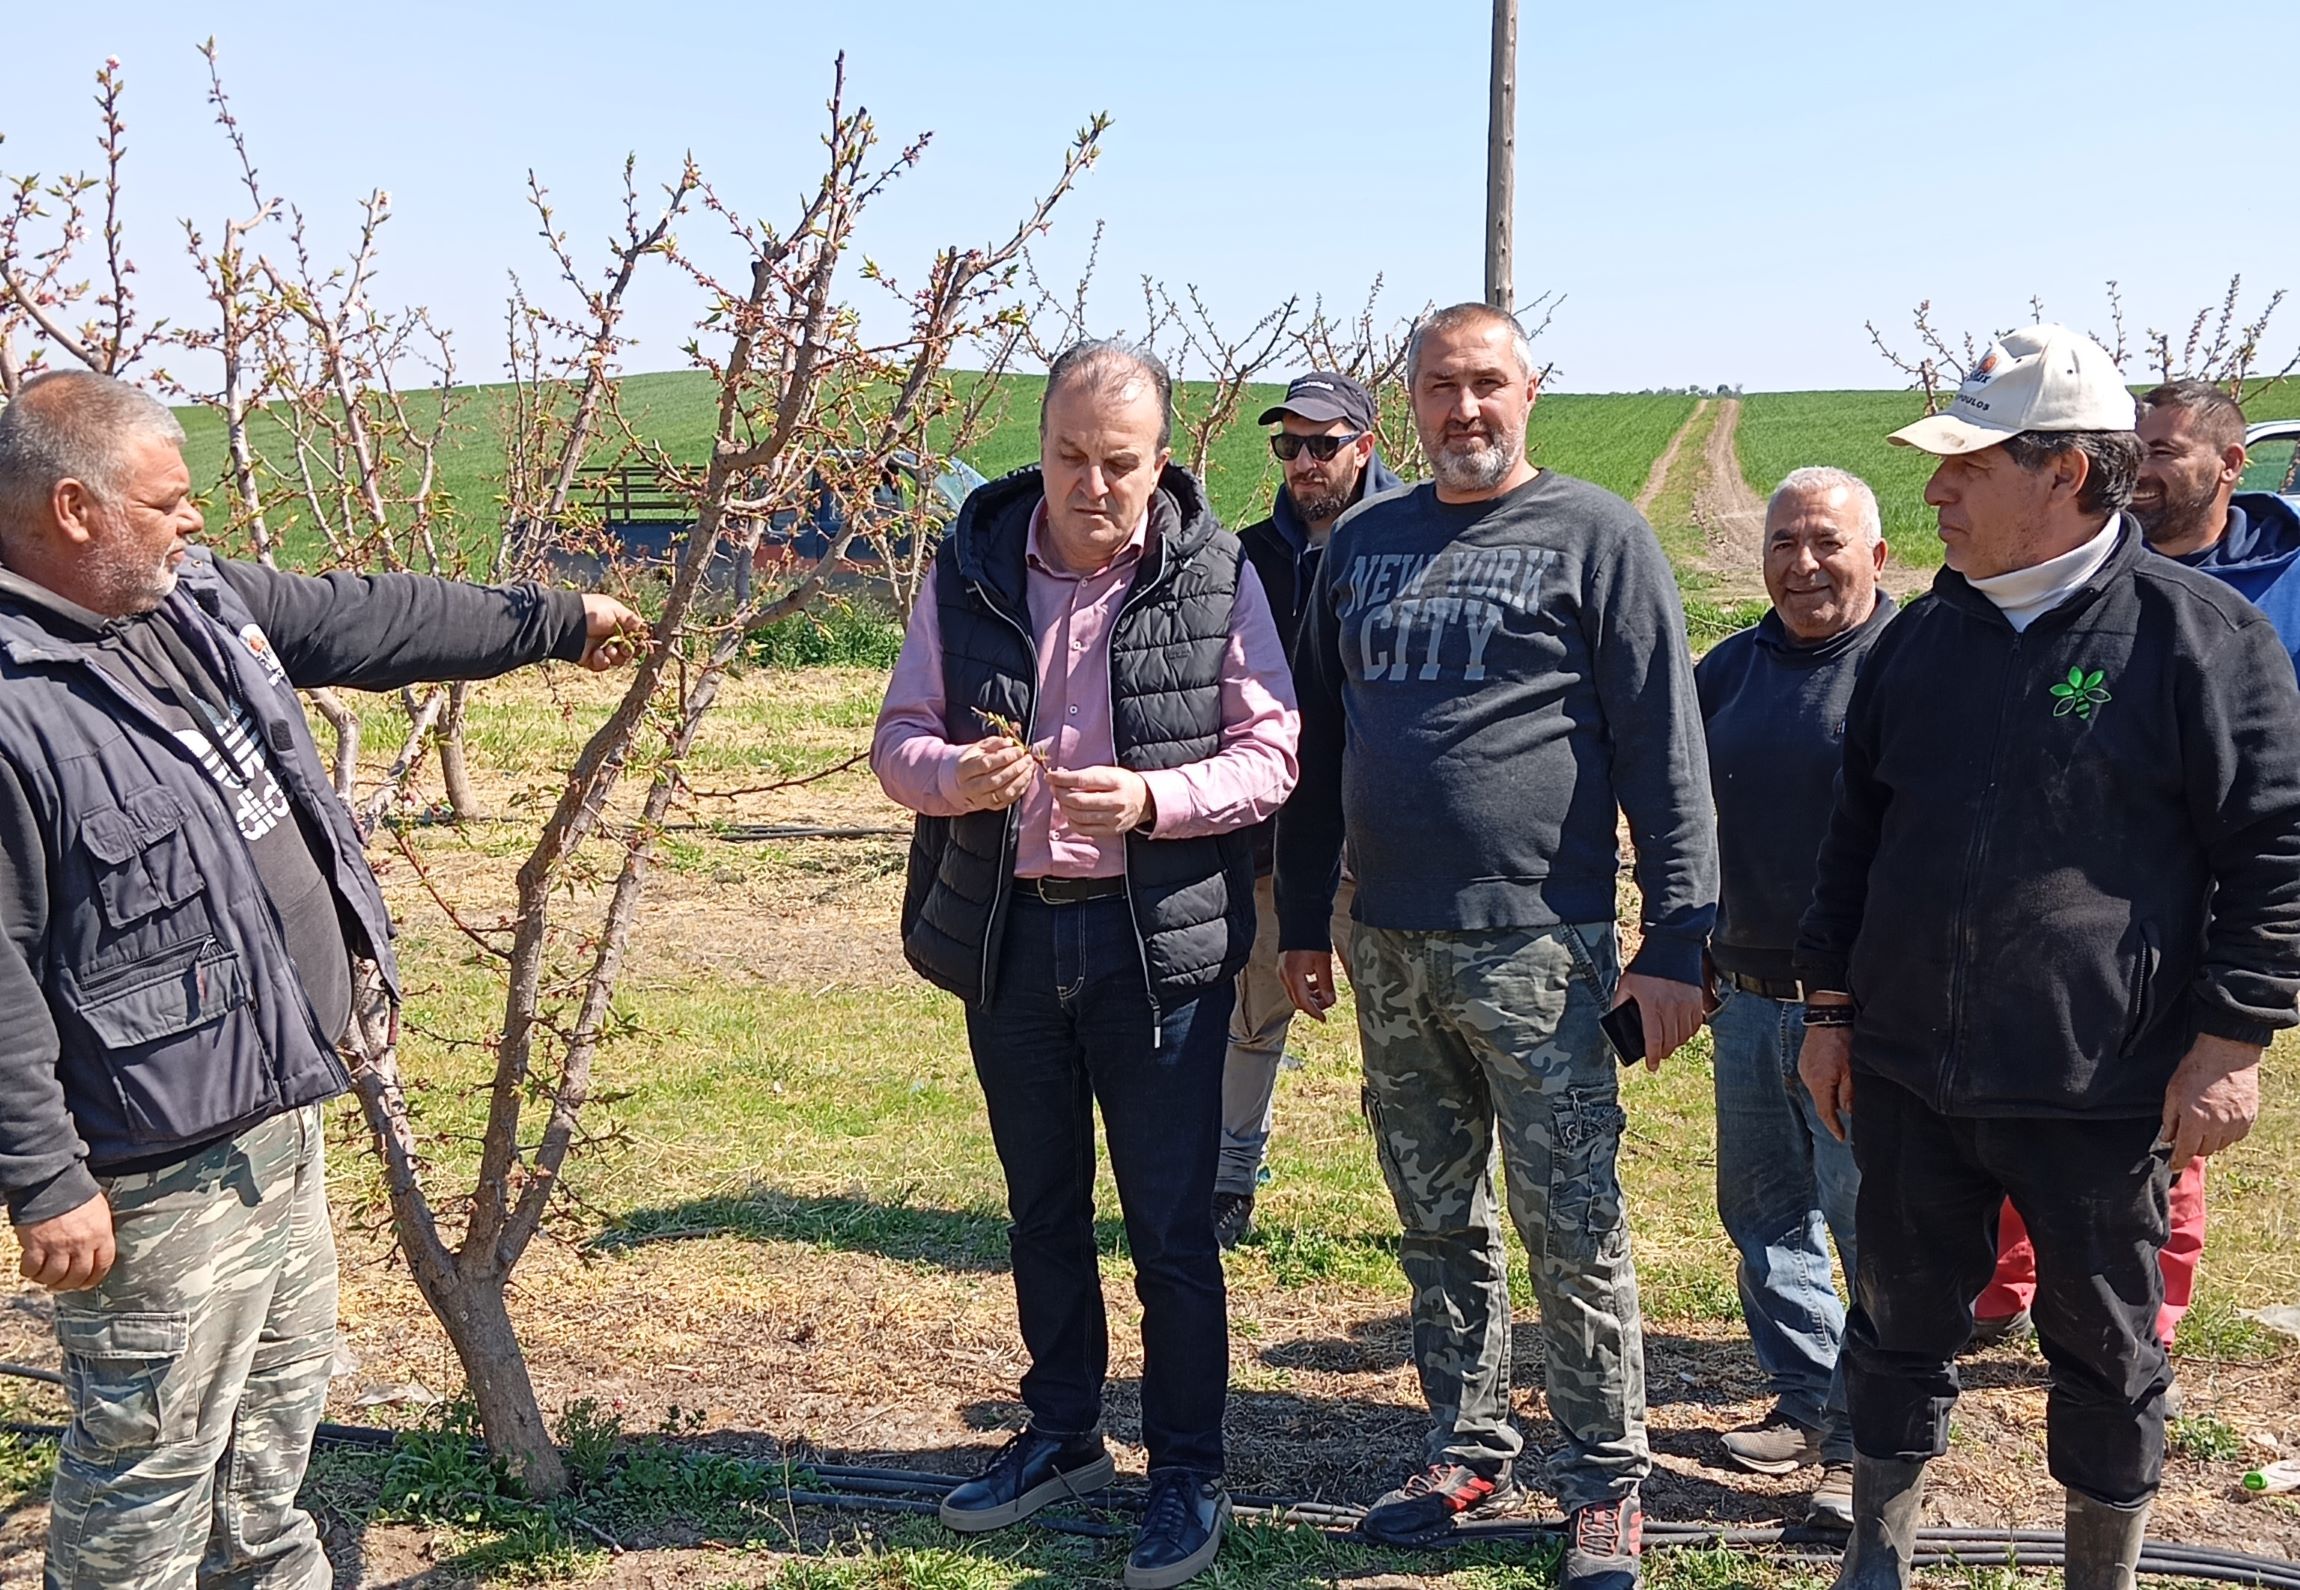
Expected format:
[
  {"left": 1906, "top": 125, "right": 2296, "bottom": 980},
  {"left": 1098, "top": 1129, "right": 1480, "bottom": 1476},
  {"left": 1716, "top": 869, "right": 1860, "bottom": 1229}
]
[{"left": 1794, "top": 518, "right": 2300, "bottom": 1118}]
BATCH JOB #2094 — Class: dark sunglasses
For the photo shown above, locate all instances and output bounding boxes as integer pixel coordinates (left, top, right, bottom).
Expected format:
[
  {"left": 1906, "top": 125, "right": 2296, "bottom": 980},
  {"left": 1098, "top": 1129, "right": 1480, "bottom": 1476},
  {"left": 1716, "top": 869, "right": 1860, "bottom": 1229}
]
[{"left": 1270, "top": 431, "right": 1364, "bottom": 463}]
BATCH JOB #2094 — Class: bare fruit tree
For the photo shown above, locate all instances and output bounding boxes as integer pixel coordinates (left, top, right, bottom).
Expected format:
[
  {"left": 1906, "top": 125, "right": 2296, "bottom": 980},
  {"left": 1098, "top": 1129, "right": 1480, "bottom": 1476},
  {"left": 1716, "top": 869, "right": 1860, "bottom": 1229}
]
[
  {"left": 339, "top": 61, "right": 1105, "bottom": 1493},
  {"left": 3, "top": 48, "right": 1104, "bottom": 1492},
  {"left": 0, "top": 48, "right": 494, "bottom": 822},
  {"left": 1290, "top": 279, "right": 1562, "bottom": 477},
  {"left": 1868, "top": 276, "right": 2300, "bottom": 411}
]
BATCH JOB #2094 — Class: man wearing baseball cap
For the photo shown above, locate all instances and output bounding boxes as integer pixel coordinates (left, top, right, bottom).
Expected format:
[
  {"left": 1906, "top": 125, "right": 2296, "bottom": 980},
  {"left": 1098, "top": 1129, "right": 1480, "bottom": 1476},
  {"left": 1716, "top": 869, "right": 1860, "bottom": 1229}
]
[
  {"left": 1214, "top": 372, "right": 1402, "bottom": 1247},
  {"left": 1792, "top": 325, "right": 2300, "bottom": 1590}
]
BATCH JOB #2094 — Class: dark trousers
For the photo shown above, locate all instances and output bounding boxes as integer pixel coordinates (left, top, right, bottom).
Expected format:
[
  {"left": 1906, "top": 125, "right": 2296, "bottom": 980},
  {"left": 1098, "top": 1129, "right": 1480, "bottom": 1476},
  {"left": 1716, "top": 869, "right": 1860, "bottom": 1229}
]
[
  {"left": 1844, "top": 1072, "right": 2172, "bottom": 1508},
  {"left": 964, "top": 893, "right": 1233, "bottom": 1476}
]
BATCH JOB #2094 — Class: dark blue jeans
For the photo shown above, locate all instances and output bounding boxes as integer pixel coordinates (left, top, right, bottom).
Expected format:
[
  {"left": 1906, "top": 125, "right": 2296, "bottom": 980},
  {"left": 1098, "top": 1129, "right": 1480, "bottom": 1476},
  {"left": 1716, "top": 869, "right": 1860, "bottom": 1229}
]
[
  {"left": 1708, "top": 990, "right": 1858, "bottom": 1455},
  {"left": 964, "top": 894, "right": 1233, "bottom": 1476}
]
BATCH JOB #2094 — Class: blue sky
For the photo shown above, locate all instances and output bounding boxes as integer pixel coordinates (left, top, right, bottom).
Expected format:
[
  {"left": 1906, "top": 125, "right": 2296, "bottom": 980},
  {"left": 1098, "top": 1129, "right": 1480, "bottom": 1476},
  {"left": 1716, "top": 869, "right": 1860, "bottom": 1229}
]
[{"left": 7, "top": 0, "right": 2295, "bottom": 393}]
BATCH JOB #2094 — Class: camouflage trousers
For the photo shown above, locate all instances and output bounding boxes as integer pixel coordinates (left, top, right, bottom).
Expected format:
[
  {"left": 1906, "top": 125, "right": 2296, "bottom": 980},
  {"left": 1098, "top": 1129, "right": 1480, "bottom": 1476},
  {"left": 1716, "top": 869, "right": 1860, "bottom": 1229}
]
[
  {"left": 1351, "top": 920, "right": 1650, "bottom": 1509},
  {"left": 46, "top": 1105, "right": 336, "bottom": 1590}
]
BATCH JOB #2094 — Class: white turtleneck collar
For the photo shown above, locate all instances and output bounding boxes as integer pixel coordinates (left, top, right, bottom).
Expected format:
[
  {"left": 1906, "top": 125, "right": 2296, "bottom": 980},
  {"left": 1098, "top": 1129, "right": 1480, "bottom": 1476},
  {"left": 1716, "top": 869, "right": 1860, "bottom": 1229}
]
[{"left": 1965, "top": 518, "right": 2119, "bottom": 633}]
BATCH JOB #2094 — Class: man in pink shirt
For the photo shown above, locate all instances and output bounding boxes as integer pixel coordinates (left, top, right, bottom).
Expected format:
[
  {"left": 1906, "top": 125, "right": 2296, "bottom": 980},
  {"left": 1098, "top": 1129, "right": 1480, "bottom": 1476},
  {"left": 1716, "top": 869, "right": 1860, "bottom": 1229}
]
[{"left": 872, "top": 340, "right": 1298, "bottom": 1590}]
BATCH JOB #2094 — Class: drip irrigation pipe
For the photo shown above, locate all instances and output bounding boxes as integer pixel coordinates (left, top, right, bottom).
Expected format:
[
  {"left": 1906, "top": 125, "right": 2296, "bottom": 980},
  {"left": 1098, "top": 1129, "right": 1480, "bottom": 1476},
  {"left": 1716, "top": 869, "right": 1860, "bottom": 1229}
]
[{"left": 7, "top": 1368, "right": 2300, "bottom": 1587}]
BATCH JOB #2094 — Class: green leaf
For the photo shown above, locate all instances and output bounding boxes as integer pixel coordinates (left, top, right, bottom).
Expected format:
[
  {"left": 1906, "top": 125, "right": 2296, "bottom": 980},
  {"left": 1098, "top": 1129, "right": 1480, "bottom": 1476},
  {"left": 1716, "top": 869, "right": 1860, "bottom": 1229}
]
[
  {"left": 2066, "top": 666, "right": 2088, "bottom": 686},
  {"left": 2054, "top": 697, "right": 2078, "bottom": 717},
  {"left": 2050, "top": 681, "right": 2077, "bottom": 699},
  {"left": 2082, "top": 669, "right": 2105, "bottom": 690}
]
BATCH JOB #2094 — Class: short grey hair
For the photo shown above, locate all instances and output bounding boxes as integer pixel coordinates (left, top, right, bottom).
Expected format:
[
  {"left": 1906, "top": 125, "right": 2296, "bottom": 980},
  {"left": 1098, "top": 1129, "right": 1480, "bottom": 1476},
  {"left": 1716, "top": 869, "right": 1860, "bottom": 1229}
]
[
  {"left": 1769, "top": 465, "right": 1882, "bottom": 548},
  {"left": 0, "top": 371, "right": 186, "bottom": 542},
  {"left": 1041, "top": 339, "right": 1173, "bottom": 452},
  {"left": 1405, "top": 302, "right": 1539, "bottom": 388}
]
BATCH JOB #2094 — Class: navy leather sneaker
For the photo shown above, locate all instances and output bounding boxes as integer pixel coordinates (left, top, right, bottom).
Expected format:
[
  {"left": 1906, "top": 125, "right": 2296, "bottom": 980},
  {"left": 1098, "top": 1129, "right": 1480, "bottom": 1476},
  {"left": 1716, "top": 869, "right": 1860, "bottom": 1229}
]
[
  {"left": 1125, "top": 1468, "right": 1230, "bottom": 1589},
  {"left": 938, "top": 1428, "right": 1115, "bottom": 1533}
]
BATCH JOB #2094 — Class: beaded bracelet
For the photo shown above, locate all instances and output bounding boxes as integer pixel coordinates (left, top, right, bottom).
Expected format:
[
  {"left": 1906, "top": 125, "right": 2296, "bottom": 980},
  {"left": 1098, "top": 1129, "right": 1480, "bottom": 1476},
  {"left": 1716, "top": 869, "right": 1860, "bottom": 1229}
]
[{"left": 1801, "top": 1004, "right": 1855, "bottom": 1028}]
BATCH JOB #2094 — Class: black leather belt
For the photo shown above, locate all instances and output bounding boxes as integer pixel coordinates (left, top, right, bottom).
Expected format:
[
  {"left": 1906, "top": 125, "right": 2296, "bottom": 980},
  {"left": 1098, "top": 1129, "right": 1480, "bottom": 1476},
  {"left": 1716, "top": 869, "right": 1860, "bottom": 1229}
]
[
  {"left": 1013, "top": 875, "right": 1127, "bottom": 904},
  {"left": 1725, "top": 971, "right": 1806, "bottom": 1002}
]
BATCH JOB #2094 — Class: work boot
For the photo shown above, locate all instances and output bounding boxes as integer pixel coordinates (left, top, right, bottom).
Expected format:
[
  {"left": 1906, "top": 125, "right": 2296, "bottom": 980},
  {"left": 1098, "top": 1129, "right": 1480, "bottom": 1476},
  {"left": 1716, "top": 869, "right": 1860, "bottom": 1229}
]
[
  {"left": 1125, "top": 1469, "right": 1230, "bottom": 1588},
  {"left": 1831, "top": 1455, "right": 1926, "bottom": 1590},
  {"left": 1211, "top": 1191, "right": 1255, "bottom": 1251},
  {"left": 939, "top": 1428, "right": 1115, "bottom": 1533},
  {"left": 1807, "top": 1461, "right": 1855, "bottom": 1529},
  {"left": 1720, "top": 1406, "right": 1826, "bottom": 1474},
  {"left": 2064, "top": 1490, "right": 2151, "bottom": 1590},
  {"left": 1965, "top": 1307, "right": 2031, "bottom": 1351}
]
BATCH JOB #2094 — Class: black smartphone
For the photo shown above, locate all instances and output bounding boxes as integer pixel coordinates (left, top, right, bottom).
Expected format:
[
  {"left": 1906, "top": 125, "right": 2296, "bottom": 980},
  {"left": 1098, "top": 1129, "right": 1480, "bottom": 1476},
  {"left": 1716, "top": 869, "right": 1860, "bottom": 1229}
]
[{"left": 1600, "top": 998, "right": 1646, "bottom": 1066}]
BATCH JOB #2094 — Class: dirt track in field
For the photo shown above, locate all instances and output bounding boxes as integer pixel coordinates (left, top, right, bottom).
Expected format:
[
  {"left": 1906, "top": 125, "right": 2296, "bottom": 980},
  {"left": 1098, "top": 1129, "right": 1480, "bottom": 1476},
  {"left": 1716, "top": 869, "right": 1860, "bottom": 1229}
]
[
  {"left": 1635, "top": 398, "right": 1710, "bottom": 518},
  {"left": 1689, "top": 397, "right": 1769, "bottom": 598}
]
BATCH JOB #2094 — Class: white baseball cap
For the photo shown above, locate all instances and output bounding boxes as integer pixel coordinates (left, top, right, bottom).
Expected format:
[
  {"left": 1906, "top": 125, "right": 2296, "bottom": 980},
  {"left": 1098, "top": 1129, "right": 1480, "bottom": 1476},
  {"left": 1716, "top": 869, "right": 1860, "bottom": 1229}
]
[{"left": 1887, "top": 323, "right": 2138, "bottom": 455}]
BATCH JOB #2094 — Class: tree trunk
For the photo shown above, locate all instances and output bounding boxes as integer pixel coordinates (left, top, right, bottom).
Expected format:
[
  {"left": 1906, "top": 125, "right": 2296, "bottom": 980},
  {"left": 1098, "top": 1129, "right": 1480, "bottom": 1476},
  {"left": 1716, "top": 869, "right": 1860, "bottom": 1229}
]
[
  {"left": 432, "top": 1273, "right": 568, "bottom": 1496},
  {"left": 307, "top": 689, "right": 360, "bottom": 803},
  {"left": 438, "top": 683, "right": 480, "bottom": 822}
]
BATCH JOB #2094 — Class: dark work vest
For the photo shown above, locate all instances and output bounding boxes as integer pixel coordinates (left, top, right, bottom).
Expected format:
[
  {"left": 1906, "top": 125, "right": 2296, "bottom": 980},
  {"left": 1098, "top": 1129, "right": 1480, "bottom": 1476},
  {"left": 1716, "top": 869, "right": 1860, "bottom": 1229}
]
[
  {"left": 0, "top": 552, "right": 390, "bottom": 1167},
  {"left": 898, "top": 465, "right": 1256, "bottom": 1009}
]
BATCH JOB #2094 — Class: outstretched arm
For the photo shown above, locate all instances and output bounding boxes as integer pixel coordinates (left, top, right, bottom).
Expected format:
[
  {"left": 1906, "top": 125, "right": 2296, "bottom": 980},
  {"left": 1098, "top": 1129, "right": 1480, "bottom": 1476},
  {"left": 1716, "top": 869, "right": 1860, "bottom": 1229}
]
[{"left": 215, "top": 558, "right": 633, "bottom": 691}]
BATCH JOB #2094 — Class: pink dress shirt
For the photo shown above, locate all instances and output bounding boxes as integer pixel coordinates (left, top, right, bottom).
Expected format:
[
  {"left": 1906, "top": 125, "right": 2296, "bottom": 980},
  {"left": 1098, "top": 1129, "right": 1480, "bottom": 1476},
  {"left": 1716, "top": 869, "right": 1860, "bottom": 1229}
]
[{"left": 872, "top": 501, "right": 1300, "bottom": 877}]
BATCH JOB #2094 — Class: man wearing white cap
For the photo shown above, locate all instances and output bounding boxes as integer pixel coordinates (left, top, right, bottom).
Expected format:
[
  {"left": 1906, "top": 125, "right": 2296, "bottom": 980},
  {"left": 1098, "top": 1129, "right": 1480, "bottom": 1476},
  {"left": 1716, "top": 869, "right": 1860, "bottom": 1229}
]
[{"left": 1791, "top": 325, "right": 2300, "bottom": 1590}]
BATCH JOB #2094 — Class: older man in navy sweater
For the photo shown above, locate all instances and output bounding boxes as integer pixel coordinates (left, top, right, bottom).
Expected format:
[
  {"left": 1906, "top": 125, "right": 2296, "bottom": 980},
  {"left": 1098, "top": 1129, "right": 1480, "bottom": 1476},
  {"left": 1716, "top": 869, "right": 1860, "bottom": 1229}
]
[{"left": 1696, "top": 467, "right": 1893, "bottom": 1528}]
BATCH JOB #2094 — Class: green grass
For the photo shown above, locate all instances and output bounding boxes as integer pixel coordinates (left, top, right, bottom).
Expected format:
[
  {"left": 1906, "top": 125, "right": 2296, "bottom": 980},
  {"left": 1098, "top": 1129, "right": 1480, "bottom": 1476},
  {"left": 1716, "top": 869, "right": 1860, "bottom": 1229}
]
[
  {"left": 174, "top": 374, "right": 1708, "bottom": 571},
  {"left": 1737, "top": 377, "right": 2300, "bottom": 580},
  {"left": 1734, "top": 392, "right": 1945, "bottom": 569},
  {"left": 1527, "top": 392, "right": 1700, "bottom": 503}
]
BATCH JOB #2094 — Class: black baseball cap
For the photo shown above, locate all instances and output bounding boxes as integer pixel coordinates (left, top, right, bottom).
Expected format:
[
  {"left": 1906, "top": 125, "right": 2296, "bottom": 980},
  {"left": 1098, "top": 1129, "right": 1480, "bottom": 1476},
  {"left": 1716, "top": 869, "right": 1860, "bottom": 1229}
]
[{"left": 1257, "top": 372, "right": 1376, "bottom": 431}]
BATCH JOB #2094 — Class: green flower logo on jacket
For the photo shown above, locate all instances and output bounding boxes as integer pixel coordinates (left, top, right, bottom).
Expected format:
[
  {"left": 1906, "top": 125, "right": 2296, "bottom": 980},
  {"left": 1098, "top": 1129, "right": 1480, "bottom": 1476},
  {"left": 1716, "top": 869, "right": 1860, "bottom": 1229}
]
[{"left": 2049, "top": 665, "right": 2112, "bottom": 720}]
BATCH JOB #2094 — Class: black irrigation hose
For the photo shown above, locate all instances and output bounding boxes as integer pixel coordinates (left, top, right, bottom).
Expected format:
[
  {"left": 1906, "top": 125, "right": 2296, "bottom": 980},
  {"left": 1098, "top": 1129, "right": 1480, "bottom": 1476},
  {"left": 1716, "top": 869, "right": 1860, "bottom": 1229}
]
[
  {"left": 8, "top": 1366, "right": 2300, "bottom": 1587},
  {"left": 796, "top": 1462, "right": 2300, "bottom": 1589}
]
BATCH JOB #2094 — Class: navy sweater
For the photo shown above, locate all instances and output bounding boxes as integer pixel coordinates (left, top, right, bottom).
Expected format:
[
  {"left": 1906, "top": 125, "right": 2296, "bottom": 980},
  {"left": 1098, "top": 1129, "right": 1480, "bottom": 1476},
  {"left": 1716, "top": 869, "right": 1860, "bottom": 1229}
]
[{"left": 1696, "top": 594, "right": 1894, "bottom": 984}]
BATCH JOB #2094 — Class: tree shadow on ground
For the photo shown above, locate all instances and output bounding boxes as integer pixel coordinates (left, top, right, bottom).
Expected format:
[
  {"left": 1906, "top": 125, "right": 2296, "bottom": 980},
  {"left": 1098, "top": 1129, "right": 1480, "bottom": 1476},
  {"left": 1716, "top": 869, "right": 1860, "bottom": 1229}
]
[
  {"left": 589, "top": 1185, "right": 1415, "bottom": 1283},
  {"left": 586, "top": 1188, "right": 1092, "bottom": 1273}
]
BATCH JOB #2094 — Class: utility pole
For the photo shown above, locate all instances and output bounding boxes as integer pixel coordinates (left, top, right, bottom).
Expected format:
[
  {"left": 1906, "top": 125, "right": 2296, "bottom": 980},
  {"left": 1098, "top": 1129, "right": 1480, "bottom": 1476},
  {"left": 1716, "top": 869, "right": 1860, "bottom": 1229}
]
[{"left": 1485, "top": 0, "right": 1517, "bottom": 311}]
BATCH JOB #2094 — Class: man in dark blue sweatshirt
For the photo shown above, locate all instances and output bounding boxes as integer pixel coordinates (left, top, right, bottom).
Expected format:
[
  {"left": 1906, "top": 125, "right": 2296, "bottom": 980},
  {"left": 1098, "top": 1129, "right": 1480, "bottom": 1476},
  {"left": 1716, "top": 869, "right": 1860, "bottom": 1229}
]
[
  {"left": 1276, "top": 303, "right": 1717, "bottom": 1590},
  {"left": 1217, "top": 372, "right": 1401, "bottom": 1248},
  {"left": 1794, "top": 327, "right": 2300, "bottom": 1590},
  {"left": 1695, "top": 466, "right": 1893, "bottom": 1528}
]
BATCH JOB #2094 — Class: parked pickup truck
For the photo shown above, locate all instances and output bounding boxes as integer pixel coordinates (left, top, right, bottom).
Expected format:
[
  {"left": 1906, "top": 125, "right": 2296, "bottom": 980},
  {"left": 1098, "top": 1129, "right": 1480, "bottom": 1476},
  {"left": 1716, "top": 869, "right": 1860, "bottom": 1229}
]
[
  {"left": 2243, "top": 419, "right": 2300, "bottom": 498},
  {"left": 537, "top": 450, "right": 989, "bottom": 602}
]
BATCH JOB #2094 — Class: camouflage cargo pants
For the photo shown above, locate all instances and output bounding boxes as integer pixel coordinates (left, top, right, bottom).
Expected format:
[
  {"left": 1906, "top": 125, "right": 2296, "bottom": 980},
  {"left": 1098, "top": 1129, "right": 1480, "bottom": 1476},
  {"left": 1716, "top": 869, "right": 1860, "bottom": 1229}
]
[
  {"left": 46, "top": 1105, "right": 336, "bottom": 1590},
  {"left": 1351, "top": 920, "right": 1650, "bottom": 1509}
]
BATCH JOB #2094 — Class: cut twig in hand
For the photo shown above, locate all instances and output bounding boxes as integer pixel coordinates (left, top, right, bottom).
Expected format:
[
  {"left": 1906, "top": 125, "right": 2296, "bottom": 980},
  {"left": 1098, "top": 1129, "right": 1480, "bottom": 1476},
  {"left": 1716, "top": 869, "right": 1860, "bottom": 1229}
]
[{"left": 974, "top": 707, "right": 1051, "bottom": 768}]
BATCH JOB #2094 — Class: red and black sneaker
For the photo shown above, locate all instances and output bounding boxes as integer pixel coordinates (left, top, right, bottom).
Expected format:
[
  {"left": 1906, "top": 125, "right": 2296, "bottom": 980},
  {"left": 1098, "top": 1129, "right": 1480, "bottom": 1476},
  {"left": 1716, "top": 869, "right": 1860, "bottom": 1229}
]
[
  {"left": 1563, "top": 1492, "right": 1645, "bottom": 1590},
  {"left": 1358, "top": 1463, "right": 1527, "bottom": 1545}
]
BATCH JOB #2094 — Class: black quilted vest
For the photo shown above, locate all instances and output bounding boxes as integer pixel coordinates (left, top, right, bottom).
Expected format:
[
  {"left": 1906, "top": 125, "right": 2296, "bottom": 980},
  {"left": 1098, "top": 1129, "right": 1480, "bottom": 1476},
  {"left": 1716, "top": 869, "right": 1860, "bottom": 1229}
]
[{"left": 899, "top": 465, "right": 1256, "bottom": 1009}]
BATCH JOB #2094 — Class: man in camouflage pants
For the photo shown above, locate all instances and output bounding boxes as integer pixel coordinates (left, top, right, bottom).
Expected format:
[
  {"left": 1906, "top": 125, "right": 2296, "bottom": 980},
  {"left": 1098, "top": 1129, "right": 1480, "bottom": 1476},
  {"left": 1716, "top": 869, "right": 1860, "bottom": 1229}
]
[
  {"left": 1275, "top": 305, "right": 1716, "bottom": 1590},
  {"left": 0, "top": 372, "right": 645, "bottom": 1588}
]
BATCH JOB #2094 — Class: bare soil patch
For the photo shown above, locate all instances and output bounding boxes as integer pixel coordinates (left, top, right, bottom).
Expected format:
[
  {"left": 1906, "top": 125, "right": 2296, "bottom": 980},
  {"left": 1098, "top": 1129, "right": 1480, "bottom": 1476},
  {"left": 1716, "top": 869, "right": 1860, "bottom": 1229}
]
[
  {"left": 1635, "top": 399, "right": 1710, "bottom": 518},
  {"left": 1688, "top": 397, "right": 1770, "bottom": 603},
  {"left": 7, "top": 1226, "right": 2297, "bottom": 1581}
]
